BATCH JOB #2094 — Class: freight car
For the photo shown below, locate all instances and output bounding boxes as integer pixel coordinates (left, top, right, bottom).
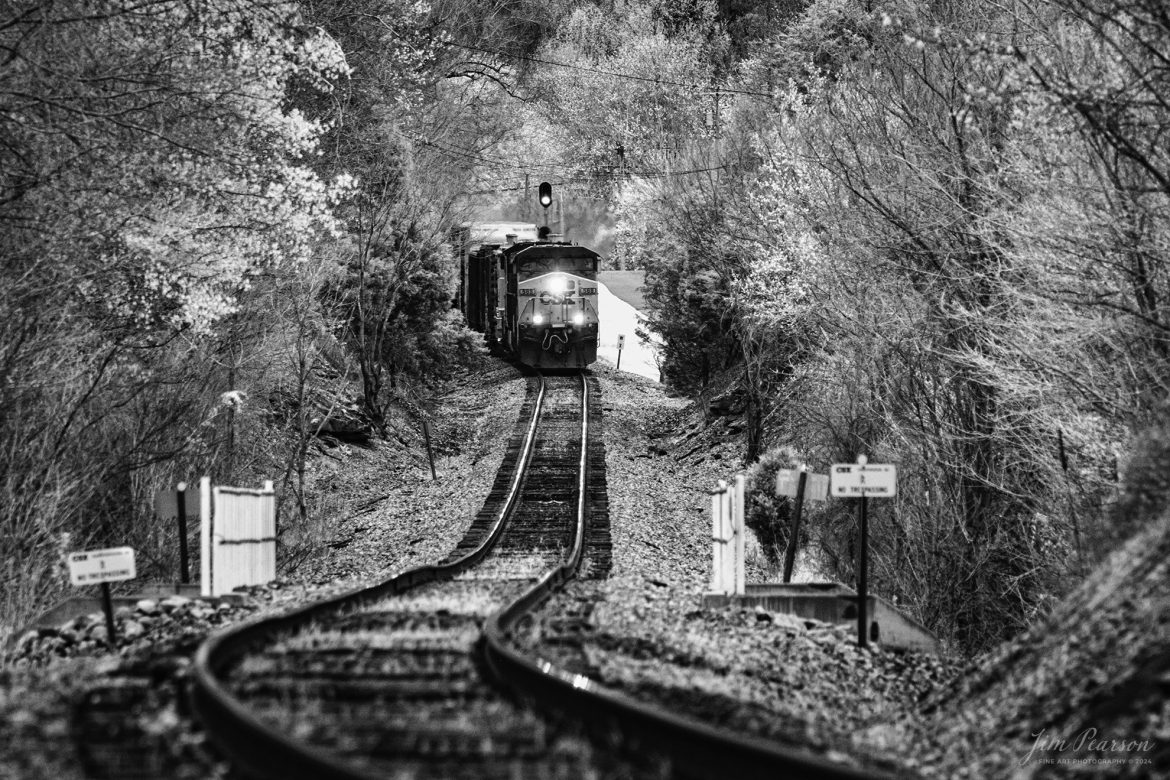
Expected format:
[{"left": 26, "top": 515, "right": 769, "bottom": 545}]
[{"left": 454, "top": 223, "right": 601, "bottom": 369}]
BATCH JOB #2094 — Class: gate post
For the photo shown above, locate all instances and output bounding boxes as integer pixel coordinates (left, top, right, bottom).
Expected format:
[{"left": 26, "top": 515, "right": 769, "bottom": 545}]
[
  {"left": 710, "top": 489, "right": 723, "bottom": 592},
  {"left": 733, "top": 474, "right": 746, "bottom": 596},
  {"left": 200, "top": 476, "right": 212, "bottom": 597}
]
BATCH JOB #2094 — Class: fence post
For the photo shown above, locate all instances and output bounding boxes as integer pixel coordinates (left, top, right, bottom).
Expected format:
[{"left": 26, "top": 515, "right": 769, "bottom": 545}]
[
  {"left": 262, "top": 480, "right": 275, "bottom": 588},
  {"left": 719, "top": 481, "right": 732, "bottom": 592},
  {"left": 733, "top": 474, "right": 746, "bottom": 595},
  {"left": 200, "top": 476, "right": 212, "bottom": 597},
  {"left": 711, "top": 489, "right": 723, "bottom": 592}
]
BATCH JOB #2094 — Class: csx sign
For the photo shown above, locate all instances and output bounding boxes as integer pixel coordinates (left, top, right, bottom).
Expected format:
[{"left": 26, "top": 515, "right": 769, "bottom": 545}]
[
  {"left": 67, "top": 547, "right": 137, "bottom": 586},
  {"left": 830, "top": 463, "right": 897, "bottom": 497}
]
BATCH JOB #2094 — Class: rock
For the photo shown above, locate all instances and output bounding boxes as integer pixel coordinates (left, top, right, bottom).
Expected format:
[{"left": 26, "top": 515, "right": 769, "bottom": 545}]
[
  {"left": 160, "top": 596, "right": 191, "bottom": 611},
  {"left": 708, "top": 393, "right": 746, "bottom": 417},
  {"left": 8, "top": 707, "right": 37, "bottom": 730},
  {"left": 771, "top": 613, "right": 807, "bottom": 631},
  {"left": 121, "top": 619, "right": 146, "bottom": 640},
  {"left": 708, "top": 396, "right": 735, "bottom": 416},
  {"left": 115, "top": 605, "right": 134, "bottom": 620},
  {"left": 136, "top": 599, "right": 160, "bottom": 615},
  {"left": 39, "top": 718, "right": 69, "bottom": 739}
]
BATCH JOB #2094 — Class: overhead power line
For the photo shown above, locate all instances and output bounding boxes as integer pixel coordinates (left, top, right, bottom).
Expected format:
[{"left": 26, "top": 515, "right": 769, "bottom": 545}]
[
  {"left": 402, "top": 132, "right": 562, "bottom": 174},
  {"left": 402, "top": 130, "right": 736, "bottom": 179},
  {"left": 446, "top": 41, "right": 776, "bottom": 100},
  {"left": 463, "top": 162, "right": 742, "bottom": 196},
  {"left": 398, "top": 126, "right": 745, "bottom": 196}
]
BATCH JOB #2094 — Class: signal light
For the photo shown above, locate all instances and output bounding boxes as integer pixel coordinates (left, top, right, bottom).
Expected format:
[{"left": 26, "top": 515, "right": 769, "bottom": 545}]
[{"left": 538, "top": 181, "right": 552, "bottom": 208}]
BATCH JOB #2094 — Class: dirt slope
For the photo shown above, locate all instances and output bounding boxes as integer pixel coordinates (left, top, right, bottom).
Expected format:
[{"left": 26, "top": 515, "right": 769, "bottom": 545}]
[{"left": 866, "top": 436, "right": 1170, "bottom": 777}]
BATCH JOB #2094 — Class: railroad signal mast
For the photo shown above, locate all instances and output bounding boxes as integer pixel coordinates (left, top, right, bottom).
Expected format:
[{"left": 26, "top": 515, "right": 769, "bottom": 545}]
[{"left": 538, "top": 181, "right": 552, "bottom": 236}]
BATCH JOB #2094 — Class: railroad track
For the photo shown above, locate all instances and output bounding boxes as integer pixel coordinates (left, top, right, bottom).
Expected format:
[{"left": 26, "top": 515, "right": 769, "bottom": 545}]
[
  {"left": 186, "top": 370, "right": 632, "bottom": 779},
  {"left": 171, "top": 368, "right": 877, "bottom": 780}
]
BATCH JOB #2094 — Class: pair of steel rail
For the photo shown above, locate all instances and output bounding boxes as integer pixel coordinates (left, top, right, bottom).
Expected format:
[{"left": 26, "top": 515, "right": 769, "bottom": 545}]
[{"left": 188, "top": 371, "right": 877, "bottom": 780}]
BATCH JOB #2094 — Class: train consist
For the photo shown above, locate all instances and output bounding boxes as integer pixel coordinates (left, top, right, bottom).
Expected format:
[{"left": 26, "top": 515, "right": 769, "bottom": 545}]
[{"left": 454, "top": 221, "right": 601, "bottom": 369}]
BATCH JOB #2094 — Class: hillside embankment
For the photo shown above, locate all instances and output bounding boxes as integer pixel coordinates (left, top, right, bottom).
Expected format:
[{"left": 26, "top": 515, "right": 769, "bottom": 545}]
[{"left": 861, "top": 425, "right": 1170, "bottom": 777}]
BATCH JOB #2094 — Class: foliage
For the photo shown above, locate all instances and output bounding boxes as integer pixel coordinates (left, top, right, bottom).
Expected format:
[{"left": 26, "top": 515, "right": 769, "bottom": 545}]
[
  {"left": 742, "top": 446, "right": 802, "bottom": 569},
  {"left": 715, "top": 0, "right": 1170, "bottom": 650},
  {"left": 299, "top": 0, "right": 494, "bottom": 423},
  {"left": 1, "top": 0, "right": 350, "bottom": 334},
  {"left": 624, "top": 177, "right": 745, "bottom": 391},
  {"left": 0, "top": 0, "right": 357, "bottom": 634},
  {"left": 520, "top": 0, "right": 728, "bottom": 194},
  {"left": 512, "top": 0, "right": 1170, "bottom": 653}
]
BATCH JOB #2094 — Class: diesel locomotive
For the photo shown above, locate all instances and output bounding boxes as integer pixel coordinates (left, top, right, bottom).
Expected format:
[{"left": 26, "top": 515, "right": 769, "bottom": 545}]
[{"left": 454, "top": 222, "right": 601, "bottom": 369}]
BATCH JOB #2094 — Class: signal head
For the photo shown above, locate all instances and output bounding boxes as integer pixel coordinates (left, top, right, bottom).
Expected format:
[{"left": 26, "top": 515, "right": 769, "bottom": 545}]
[{"left": 538, "top": 181, "right": 553, "bottom": 208}]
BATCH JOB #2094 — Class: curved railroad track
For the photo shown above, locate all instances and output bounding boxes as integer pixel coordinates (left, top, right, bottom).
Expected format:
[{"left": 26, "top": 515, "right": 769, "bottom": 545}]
[{"left": 185, "top": 368, "right": 876, "bottom": 780}]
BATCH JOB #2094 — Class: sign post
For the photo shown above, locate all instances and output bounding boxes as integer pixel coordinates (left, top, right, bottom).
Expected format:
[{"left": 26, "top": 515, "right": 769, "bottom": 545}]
[
  {"left": 176, "top": 482, "right": 191, "bottom": 583},
  {"left": 155, "top": 483, "right": 201, "bottom": 584},
  {"left": 66, "top": 547, "right": 137, "bottom": 647},
  {"left": 616, "top": 334, "right": 625, "bottom": 371},
  {"left": 784, "top": 469, "right": 807, "bottom": 583},
  {"left": 776, "top": 467, "right": 829, "bottom": 583},
  {"left": 830, "top": 456, "right": 897, "bottom": 648}
]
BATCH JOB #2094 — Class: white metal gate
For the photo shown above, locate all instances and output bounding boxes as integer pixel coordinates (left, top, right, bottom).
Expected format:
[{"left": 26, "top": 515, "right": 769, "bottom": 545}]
[
  {"left": 709, "top": 474, "right": 745, "bottom": 595},
  {"left": 199, "top": 477, "right": 276, "bottom": 597}
]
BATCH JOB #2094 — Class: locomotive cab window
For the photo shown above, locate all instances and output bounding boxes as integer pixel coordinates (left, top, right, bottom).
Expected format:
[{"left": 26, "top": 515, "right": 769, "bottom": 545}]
[{"left": 518, "top": 257, "right": 597, "bottom": 279}]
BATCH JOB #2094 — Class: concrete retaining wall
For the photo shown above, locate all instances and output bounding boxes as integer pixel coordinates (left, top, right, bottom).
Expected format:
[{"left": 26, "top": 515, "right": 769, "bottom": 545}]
[{"left": 703, "top": 582, "right": 940, "bottom": 653}]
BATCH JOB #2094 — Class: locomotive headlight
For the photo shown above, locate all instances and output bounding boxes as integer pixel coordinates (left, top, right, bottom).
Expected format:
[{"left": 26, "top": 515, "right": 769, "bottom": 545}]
[
  {"left": 533, "top": 313, "right": 544, "bottom": 325},
  {"left": 546, "top": 274, "right": 567, "bottom": 295},
  {"left": 572, "top": 311, "right": 585, "bottom": 325}
]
